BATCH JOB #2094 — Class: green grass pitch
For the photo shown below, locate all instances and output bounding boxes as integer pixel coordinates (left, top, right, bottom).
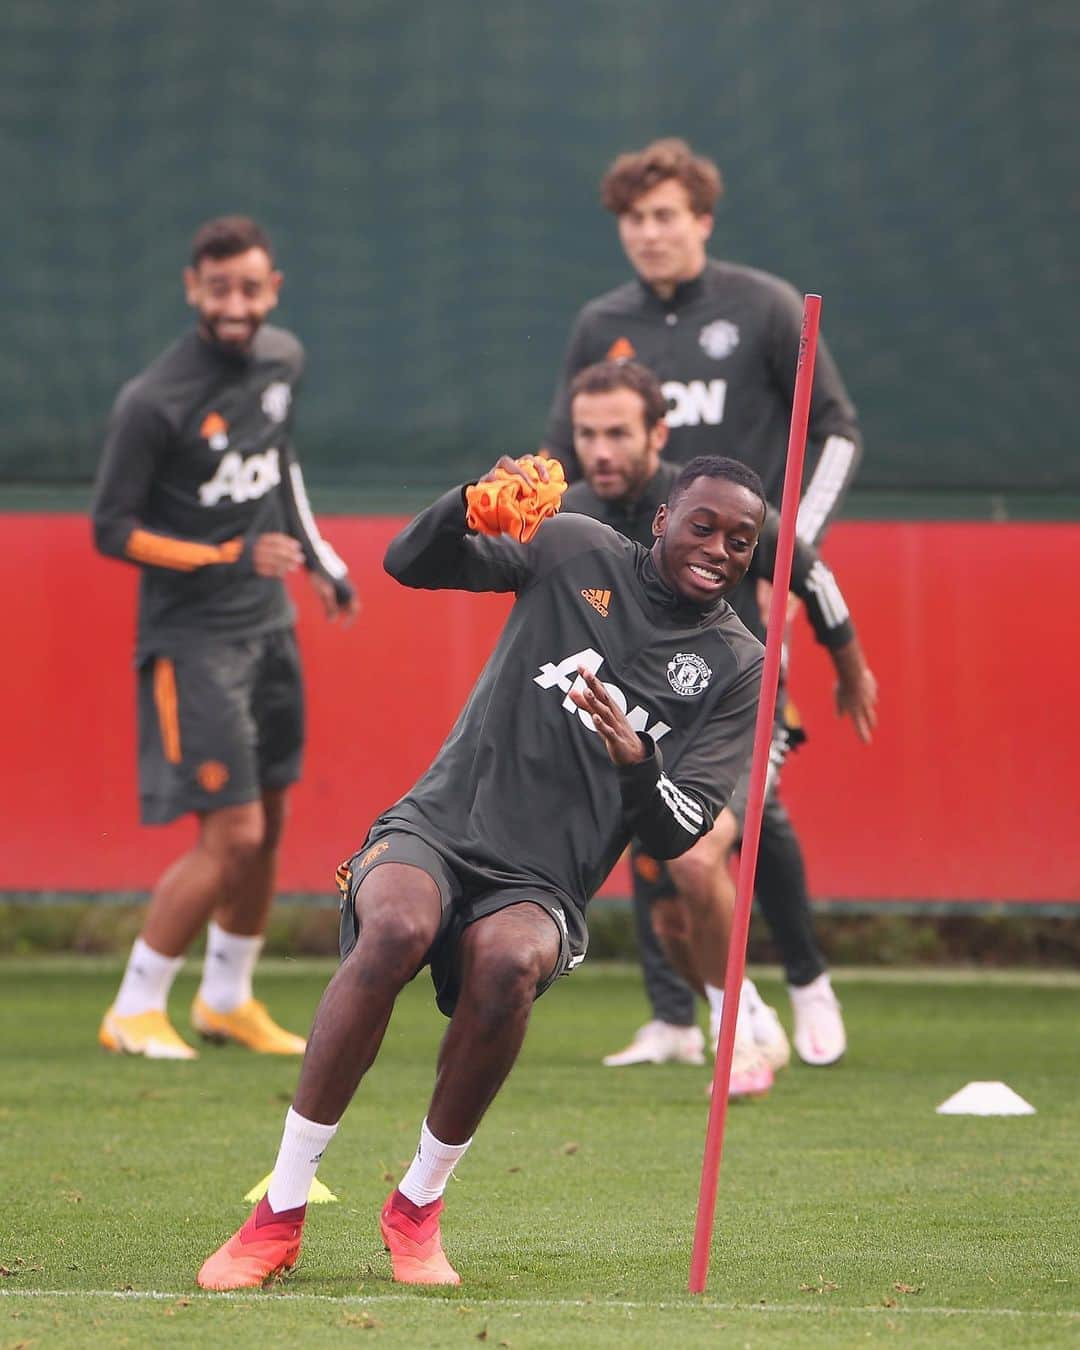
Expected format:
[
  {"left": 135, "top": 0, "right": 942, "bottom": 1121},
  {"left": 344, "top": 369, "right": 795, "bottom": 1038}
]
[{"left": 2, "top": 959, "right": 1078, "bottom": 1347}]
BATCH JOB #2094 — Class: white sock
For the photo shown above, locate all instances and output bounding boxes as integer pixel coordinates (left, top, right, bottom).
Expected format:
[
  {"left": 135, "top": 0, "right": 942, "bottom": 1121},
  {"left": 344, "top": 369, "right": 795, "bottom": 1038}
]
[
  {"left": 266, "top": 1107, "right": 339, "bottom": 1213},
  {"left": 398, "top": 1119, "right": 473, "bottom": 1207},
  {"left": 198, "top": 920, "right": 263, "bottom": 1013},
  {"left": 740, "top": 976, "right": 763, "bottom": 1013},
  {"left": 113, "top": 938, "right": 184, "bottom": 1016},
  {"left": 705, "top": 982, "right": 754, "bottom": 1046}
]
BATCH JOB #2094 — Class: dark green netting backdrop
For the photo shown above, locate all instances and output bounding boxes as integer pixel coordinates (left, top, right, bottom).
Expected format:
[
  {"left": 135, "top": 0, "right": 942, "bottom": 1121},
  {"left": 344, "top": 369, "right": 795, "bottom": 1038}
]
[{"left": 2, "top": 0, "right": 1076, "bottom": 492}]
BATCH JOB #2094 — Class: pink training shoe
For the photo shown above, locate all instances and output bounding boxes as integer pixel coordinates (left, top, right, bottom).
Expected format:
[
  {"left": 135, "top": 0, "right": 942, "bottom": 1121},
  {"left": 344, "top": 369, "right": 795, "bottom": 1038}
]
[
  {"left": 197, "top": 1196, "right": 306, "bottom": 1290},
  {"left": 380, "top": 1190, "right": 461, "bottom": 1285}
]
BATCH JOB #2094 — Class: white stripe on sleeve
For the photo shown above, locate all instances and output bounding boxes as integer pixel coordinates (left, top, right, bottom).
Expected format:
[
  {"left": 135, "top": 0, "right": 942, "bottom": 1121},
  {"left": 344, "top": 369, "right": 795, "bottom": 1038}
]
[
  {"left": 658, "top": 774, "right": 705, "bottom": 834},
  {"left": 289, "top": 462, "right": 348, "bottom": 579},
  {"left": 796, "top": 435, "right": 856, "bottom": 543},
  {"left": 805, "top": 559, "right": 850, "bottom": 629}
]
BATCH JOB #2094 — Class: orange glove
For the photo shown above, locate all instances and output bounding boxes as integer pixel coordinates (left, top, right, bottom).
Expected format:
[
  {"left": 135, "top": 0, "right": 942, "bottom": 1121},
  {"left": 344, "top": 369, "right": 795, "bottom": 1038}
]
[{"left": 465, "top": 459, "right": 567, "bottom": 543}]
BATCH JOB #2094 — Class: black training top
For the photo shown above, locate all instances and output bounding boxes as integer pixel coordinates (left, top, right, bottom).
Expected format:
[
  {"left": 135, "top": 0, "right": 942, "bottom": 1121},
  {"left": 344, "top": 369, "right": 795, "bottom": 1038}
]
[
  {"left": 544, "top": 259, "right": 862, "bottom": 541},
  {"left": 562, "top": 463, "right": 854, "bottom": 650},
  {"left": 91, "top": 324, "right": 353, "bottom": 656},
  {"left": 376, "top": 489, "right": 764, "bottom": 937}
]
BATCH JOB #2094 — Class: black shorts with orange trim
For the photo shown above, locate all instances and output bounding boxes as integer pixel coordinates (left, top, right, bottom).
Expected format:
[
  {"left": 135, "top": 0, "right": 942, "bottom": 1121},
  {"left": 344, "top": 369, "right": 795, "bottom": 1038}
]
[
  {"left": 337, "top": 829, "right": 578, "bottom": 1018},
  {"left": 136, "top": 628, "right": 303, "bottom": 825}
]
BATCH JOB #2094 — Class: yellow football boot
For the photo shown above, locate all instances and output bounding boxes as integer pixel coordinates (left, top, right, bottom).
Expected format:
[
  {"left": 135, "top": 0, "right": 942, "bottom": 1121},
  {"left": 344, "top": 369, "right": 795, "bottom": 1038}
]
[
  {"left": 99, "top": 1006, "right": 198, "bottom": 1060},
  {"left": 190, "top": 996, "right": 306, "bottom": 1055}
]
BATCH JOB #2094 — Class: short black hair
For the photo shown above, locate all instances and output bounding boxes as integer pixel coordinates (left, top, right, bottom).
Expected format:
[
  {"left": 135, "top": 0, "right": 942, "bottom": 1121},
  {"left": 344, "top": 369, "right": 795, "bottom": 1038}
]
[
  {"left": 568, "top": 360, "right": 668, "bottom": 429},
  {"left": 190, "top": 215, "right": 273, "bottom": 267},
  {"left": 668, "top": 456, "right": 767, "bottom": 517}
]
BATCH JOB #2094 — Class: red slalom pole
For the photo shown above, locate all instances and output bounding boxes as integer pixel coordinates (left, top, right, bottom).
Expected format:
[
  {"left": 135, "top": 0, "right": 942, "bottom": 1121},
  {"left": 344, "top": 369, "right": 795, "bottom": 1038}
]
[{"left": 688, "top": 294, "right": 822, "bottom": 1294}]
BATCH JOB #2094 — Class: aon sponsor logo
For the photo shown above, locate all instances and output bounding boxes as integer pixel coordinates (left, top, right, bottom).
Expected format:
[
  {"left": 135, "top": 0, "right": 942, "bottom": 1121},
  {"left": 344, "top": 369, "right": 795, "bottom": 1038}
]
[
  {"left": 199, "top": 448, "right": 281, "bottom": 506},
  {"left": 662, "top": 378, "right": 727, "bottom": 428},
  {"left": 533, "top": 647, "right": 671, "bottom": 742}
]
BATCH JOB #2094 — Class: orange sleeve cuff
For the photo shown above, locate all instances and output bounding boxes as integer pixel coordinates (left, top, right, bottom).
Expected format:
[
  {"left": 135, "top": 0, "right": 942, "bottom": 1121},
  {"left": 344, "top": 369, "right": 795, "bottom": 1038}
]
[{"left": 125, "top": 530, "right": 243, "bottom": 572}]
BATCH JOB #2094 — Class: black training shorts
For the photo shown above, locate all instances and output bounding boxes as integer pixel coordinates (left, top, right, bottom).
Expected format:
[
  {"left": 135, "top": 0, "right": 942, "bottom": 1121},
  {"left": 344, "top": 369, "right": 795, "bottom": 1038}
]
[
  {"left": 137, "top": 628, "right": 304, "bottom": 825},
  {"left": 336, "top": 829, "right": 581, "bottom": 1017}
]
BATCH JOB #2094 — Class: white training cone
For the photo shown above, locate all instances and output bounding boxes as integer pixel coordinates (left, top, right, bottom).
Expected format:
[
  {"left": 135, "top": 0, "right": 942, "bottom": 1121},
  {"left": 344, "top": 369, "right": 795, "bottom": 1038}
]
[{"left": 936, "top": 1081, "right": 1035, "bottom": 1116}]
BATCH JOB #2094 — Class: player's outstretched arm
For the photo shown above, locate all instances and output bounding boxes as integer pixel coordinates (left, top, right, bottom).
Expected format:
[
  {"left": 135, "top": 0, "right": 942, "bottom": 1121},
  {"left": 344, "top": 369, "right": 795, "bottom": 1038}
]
[
  {"left": 830, "top": 636, "right": 878, "bottom": 744},
  {"left": 384, "top": 483, "right": 528, "bottom": 595}
]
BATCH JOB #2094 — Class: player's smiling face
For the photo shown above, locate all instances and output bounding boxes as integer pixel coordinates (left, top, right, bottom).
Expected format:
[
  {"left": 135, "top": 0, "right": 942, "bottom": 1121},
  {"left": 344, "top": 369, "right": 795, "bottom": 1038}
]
[
  {"left": 617, "top": 179, "right": 712, "bottom": 295},
  {"left": 572, "top": 387, "right": 668, "bottom": 502},
  {"left": 652, "top": 476, "right": 764, "bottom": 605},
  {"left": 184, "top": 247, "right": 282, "bottom": 352}
]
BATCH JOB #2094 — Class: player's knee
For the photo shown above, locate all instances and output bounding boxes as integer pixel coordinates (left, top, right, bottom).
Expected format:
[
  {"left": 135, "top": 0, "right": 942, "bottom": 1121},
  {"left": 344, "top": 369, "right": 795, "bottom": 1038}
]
[
  {"left": 352, "top": 877, "right": 440, "bottom": 978},
  {"left": 463, "top": 924, "right": 552, "bottom": 1011},
  {"left": 206, "top": 810, "right": 267, "bottom": 870},
  {"left": 666, "top": 852, "right": 716, "bottom": 903},
  {"left": 651, "top": 896, "right": 692, "bottom": 946},
  {"left": 344, "top": 913, "right": 429, "bottom": 988}
]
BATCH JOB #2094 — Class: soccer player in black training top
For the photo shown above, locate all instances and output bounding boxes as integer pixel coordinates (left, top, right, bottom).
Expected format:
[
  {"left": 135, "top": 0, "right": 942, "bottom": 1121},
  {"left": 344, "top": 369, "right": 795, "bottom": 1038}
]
[
  {"left": 92, "top": 216, "right": 357, "bottom": 1061},
  {"left": 562, "top": 361, "right": 877, "bottom": 1097},
  {"left": 197, "top": 452, "right": 766, "bottom": 1291},
  {"left": 542, "top": 137, "right": 865, "bottom": 1067}
]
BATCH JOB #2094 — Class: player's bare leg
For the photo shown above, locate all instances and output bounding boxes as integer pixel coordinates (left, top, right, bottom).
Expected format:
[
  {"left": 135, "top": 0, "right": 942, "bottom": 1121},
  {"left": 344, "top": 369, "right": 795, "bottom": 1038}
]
[
  {"left": 293, "top": 865, "right": 444, "bottom": 1122},
  {"left": 212, "top": 787, "right": 288, "bottom": 936},
  {"left": 668, "top": 813, "right": 773, "bottom": 1098},
  {"left": 426, "top": 903, "right": 561, "bottom": 1142},
  {"left": 379, "top": 902, "right": 561, "bottom": 1284},
  {"left": 650, "top": 895, "right": 706, "bottom": 996},
  {"left": 142, "top": 801, "right": 269, "bottom": 956},
  {"left": 666, "top": 814, "right": 738, "bottom": 992},
  {"left": 100, "top": 800, "right": 270, "bottom": 1059},
  {"left": 198, "top": 867, "right": 443, "bottom": 1290},
  {"left": 191, "top": 788, "right": 309, "bottom": 1053}
]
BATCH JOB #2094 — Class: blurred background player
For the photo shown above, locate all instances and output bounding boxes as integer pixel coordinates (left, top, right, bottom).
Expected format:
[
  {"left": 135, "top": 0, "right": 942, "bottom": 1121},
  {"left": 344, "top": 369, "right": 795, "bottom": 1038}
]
[
  {"left": 562, "top": 361, "right": 876, "bottom": 1090},
  {"left": 197, "top": 451, "right": 767, "bottom": 1290},
  {"left": 91, "top": 215, "right": 358, "bottom": 1060},
  {"left": 542, "top": 137, "right": 866, "bottom": 1066}
]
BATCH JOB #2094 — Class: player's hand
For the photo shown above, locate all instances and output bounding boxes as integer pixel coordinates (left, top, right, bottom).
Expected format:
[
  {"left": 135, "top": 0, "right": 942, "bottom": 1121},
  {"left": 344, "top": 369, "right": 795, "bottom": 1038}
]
[
  {"left": 756, "top": 577, "right": 802, "bottom": 626},
  {"left": 252, "top": 532, "right": 303, "bottom": 578},
  {"left": 568, "top": 665, "right": 646, "bottom": 766},
  {"left": 476, "top": 453, "right": 554, "bottom": 488},
  {"left": 835, "top": 663, "right": 878, "bottom": 744},
  {"left": 309, "top": 572, "right": 360, "bottom": 625}
]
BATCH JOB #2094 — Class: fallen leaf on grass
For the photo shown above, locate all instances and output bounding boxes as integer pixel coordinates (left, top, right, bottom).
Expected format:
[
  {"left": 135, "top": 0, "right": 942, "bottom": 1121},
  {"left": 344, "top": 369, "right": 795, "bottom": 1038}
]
[{"left": 341, "top": 1311, "right": 379, "bottom": 1330}]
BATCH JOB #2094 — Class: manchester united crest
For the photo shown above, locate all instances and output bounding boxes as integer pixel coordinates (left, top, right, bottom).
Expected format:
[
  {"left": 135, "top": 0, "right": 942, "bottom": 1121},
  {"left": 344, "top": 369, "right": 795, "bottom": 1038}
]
[
  {"left": 667, "top": 652, "right": 712, "bottom": 696},
  {"left": 261, "top": 381, "right": 292, "bottom": 422},
  {"left": 698, "top": 319, "right": 739, "bottom": 360}
]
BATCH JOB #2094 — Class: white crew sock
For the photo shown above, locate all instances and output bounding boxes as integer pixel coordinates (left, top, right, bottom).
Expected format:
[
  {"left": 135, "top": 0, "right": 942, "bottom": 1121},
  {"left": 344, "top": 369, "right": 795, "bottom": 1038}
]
[
  {"left": 740, "top": 976, "right": 764, "bottom": 1013},
  {"left": 398, "top": 1119, "right": 473, "bottom": 1207},
  {"left": 113, "top": 938, "right": 184, "bottom": 1016},
  {"left": 266, "top": 1107, "right": 340, "bottom": 1213},
  {"left": 705, "top": 982, "right": 754, "bottom": 1047},
  {"left": 197, "top": 920, "right": 263, "bottom": 1013}
]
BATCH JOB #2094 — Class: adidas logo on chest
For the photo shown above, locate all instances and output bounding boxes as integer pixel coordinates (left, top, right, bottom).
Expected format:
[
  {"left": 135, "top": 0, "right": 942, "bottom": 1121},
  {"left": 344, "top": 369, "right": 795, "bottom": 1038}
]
[{"left": 581, "top": 587, "right": 611, "bottom": 617}]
